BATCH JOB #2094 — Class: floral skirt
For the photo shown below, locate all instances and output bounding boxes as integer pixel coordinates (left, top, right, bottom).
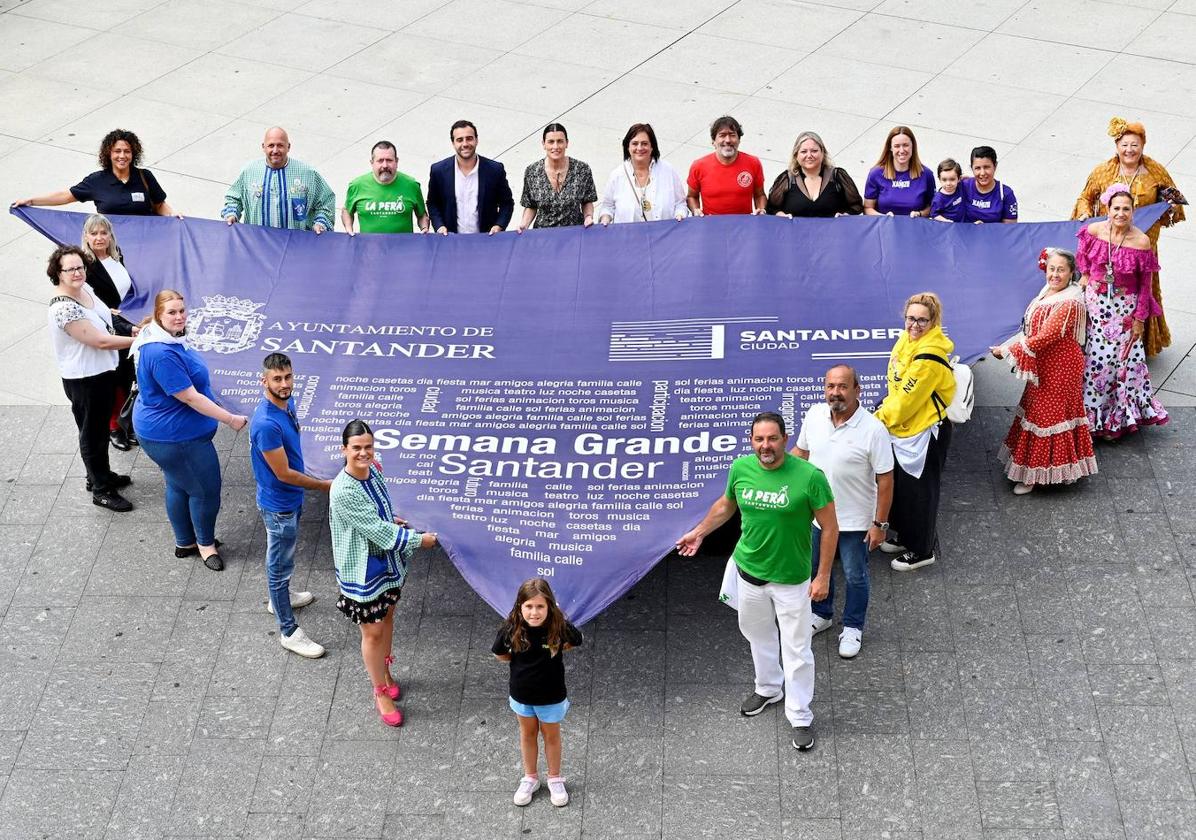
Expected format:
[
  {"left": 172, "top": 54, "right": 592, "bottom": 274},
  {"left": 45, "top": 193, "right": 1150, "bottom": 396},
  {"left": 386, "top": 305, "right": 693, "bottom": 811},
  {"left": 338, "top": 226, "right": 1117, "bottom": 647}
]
[
  {"left": 1001, "top": 342, "right": 1097, "bottom": 485},
  {"left": 336, "top": 587, "right": 401, "bottom": 625},
  {"left": 1083, "top": 285, "right": 1168, "bottom": 438}
]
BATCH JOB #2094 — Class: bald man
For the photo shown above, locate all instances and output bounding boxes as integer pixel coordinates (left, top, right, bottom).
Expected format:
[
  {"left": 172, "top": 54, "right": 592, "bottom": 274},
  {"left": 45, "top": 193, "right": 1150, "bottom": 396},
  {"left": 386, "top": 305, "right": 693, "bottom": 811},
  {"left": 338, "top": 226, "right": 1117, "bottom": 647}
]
[{"left": 222, "top": 127, "right": 336, "bottom": 233}]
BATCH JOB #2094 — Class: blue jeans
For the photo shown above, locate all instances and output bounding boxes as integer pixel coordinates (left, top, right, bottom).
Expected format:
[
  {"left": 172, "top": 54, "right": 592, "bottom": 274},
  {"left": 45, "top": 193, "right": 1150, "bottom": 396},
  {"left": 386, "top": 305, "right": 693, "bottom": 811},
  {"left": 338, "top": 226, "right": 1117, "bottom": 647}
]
[
  {"left": 139, "top": 433, "right": 221, "bottom": 547},
  {"left": 810, "top": 526, "right": 870, "bottom": 630},
  {"left": 260, "top": 507, "right": 300, "bottom": 637}
]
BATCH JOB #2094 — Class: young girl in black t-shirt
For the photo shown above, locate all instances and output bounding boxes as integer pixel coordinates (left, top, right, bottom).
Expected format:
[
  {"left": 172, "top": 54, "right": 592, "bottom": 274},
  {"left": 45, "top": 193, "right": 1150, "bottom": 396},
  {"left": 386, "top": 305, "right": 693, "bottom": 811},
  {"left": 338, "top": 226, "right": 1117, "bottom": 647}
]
[{"left": 492, "top": 578, "right": 583, "bottom": 807}]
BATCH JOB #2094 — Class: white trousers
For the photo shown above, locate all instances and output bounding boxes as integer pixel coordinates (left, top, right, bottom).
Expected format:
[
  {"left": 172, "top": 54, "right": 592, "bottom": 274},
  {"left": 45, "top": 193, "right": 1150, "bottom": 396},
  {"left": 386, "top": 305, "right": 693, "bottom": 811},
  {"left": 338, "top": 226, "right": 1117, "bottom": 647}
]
[{"left": 736, "top": 576, "right": 814, "bottom": 727}]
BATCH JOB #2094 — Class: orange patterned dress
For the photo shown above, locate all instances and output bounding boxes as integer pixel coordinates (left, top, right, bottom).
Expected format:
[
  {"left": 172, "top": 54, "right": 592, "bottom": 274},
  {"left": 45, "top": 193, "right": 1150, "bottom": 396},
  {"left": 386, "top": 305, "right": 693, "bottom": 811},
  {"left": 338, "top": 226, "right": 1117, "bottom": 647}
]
[{"left": 1072, "top": 155, "right": 1186, "bottom": 357}]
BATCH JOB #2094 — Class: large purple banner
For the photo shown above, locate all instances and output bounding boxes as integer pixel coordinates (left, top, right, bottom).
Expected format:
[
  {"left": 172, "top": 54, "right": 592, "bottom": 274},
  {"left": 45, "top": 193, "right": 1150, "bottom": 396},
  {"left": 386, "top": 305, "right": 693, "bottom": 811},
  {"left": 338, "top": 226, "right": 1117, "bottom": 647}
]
[{"left": 15, "top": 206, "right": 1163, "bottom": 623}]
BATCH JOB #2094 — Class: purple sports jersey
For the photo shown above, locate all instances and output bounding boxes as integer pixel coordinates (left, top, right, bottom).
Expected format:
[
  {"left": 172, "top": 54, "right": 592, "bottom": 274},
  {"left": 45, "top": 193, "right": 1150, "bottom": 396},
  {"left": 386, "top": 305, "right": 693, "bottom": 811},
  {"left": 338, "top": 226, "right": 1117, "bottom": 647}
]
[
  {"left": 930, "top": 189, "right": 966, "bottom": 222},
  {"left": 864, "top": 166, "right": 936, "bottom": 216},
  {"left": 962, "top": 178, "right": 1017, "bottom": 223}
]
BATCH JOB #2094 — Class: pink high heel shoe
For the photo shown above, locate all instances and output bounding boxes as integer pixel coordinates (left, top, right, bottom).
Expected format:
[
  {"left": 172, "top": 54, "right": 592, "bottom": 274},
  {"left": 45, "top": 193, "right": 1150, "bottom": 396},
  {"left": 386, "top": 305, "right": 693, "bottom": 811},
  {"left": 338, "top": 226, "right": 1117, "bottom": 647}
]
[
  {"left": 374, "top": 684, "right": 403, "bottom": 727},
  {"left": 383, "top": 654, "right": 401, "bottom": 700}
]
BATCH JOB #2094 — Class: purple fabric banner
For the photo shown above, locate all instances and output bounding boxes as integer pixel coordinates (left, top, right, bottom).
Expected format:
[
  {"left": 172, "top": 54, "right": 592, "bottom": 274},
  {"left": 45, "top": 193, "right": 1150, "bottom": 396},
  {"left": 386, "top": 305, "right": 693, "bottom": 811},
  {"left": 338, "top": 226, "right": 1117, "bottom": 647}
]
[{"left": 13, "top": 205, "right": 1166, "bottom": 623}]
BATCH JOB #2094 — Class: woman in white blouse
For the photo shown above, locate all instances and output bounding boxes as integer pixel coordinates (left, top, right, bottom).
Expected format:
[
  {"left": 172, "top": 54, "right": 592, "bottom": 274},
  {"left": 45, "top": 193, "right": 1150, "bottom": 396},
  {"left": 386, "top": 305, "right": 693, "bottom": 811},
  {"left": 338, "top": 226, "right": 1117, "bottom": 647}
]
[
  {"left": 81, "top": 214, "right": 137, "bottom": 450},
  {"left": 45, "top": 245, "right": 136, "bottom": 511},
  {"left": 597, "top": 123, "right": 688, "bottom": 224}
]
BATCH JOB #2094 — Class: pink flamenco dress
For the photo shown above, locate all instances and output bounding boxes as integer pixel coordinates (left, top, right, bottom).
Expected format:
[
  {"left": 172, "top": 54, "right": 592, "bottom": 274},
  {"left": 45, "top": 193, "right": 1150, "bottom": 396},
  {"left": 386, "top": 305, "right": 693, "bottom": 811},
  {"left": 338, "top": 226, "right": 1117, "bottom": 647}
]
[
  {"left": 1076, "top": 225, "right": 1168, "bottom": 438},
  {"left": 999, "top": 285, "right": 1098, "bottom": 484}
]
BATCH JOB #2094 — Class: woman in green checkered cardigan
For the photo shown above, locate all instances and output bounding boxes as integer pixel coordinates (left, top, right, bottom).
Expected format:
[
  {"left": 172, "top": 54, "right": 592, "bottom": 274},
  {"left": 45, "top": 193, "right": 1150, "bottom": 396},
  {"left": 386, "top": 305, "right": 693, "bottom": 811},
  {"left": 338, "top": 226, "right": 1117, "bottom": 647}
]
[{"left": 330, "top": 420, "right": 437, "bottom": 727}]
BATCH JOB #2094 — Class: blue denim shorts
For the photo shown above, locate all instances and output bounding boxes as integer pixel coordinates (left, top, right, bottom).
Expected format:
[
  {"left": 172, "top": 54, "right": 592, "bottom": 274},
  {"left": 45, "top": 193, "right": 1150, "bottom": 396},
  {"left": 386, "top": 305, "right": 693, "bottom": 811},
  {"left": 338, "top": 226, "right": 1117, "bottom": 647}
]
[{"left": 509, "top": 696, "right": 570, "bottom": 723}]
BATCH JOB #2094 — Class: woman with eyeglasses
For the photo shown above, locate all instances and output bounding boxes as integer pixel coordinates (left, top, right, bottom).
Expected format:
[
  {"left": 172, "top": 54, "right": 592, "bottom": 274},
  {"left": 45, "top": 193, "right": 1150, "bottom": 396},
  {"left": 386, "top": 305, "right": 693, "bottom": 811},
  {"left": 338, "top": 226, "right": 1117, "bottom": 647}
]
[
  {"left": 874, "top": 292, "right": 955, "bottom": 572},
  {"left": 45, "top": 245, "right": 137, "bottom": 512}
]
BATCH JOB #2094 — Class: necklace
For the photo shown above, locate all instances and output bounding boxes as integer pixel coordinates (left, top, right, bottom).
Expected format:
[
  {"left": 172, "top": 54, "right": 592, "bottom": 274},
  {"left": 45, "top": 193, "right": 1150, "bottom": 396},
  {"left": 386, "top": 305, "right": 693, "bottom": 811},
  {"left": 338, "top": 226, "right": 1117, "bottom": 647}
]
[
  {"left": 546, "top": 160, "right": 568, "bottom": 192},
  {"left": 1104, "top": 224, "right": 1130, "bottom": 289}
]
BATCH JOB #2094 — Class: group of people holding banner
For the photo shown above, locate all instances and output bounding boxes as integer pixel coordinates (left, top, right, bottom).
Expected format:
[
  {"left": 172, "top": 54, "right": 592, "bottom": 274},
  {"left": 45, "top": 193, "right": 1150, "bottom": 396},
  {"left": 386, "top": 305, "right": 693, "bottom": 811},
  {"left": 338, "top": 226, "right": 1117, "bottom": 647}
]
[{"left": 9, "top": 111, "right": 1190, "bottom": 780}]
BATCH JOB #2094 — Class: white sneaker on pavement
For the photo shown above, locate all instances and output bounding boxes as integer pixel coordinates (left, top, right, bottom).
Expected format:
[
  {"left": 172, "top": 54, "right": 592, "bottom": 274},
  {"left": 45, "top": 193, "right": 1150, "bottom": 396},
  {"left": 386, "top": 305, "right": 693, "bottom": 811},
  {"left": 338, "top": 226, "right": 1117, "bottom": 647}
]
[
  {"left": 811, "top": 615, "right": 833, "bottom": 635},
  {"left": 280, "top": 626, "right": 325, "bottom": 658},
  {"left": 838, "top": 627, "right": 862, "bottom": 659},
  {"left": 513, "top": 775, "right": 540, "bottom": 806},
  {"left": 267, "top": 591, "right": 316, "bottom": 615},
  {"left": 879, "top": 541, "right": 907, "bottom": 554},
  {"left": 547, "top": 776, "right": 569, "bottom": 807}
]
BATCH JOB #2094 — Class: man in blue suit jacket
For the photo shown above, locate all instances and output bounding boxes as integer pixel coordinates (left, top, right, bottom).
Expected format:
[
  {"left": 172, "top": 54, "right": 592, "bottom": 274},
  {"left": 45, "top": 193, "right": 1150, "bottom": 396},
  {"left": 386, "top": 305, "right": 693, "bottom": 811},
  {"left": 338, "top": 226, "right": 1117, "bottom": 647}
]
[{"left": 427, "top": 120, "right": 515, "bottom": 235}]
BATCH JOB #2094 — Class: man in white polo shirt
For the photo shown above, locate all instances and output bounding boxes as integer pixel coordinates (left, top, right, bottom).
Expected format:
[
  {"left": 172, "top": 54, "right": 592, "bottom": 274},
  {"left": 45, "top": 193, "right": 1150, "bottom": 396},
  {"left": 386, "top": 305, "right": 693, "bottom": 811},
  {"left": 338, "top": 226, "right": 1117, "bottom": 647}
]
[{"left": 792, "top": 364, "right": 893, "bottom": 659}]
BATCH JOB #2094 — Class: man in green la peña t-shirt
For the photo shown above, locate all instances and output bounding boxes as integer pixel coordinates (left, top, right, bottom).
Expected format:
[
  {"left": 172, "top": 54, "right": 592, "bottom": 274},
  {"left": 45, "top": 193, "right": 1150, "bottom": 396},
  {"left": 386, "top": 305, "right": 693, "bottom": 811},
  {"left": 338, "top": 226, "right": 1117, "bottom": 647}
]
[
  {"left": 341, "top": 141, "right": 430, "bottom": 234},
  {"left": 677, "top": 411, "right": 838, "bottom": 752}
]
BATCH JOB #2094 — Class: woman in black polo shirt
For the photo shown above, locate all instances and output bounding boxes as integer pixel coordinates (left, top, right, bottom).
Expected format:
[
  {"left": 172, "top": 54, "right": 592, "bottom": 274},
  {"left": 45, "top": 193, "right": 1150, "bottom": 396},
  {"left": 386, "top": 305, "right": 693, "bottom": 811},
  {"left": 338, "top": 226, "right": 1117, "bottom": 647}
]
[{"left": 12, "top": 129, "right": 177, "bottom": 217}]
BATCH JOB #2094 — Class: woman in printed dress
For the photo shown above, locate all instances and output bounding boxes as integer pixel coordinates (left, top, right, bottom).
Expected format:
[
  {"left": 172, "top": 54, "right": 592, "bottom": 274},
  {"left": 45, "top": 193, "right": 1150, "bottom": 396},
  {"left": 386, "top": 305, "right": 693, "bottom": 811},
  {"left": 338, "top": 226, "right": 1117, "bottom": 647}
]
[
  {"left": 990, "top": 248, "right": 1097, "bottom": 495},
  {"left": 1076, "top": 184, "right": 1168, "bottom": 439},
  {"left": 1072, "top": 116, "right": 1186, "bottom": 357}
]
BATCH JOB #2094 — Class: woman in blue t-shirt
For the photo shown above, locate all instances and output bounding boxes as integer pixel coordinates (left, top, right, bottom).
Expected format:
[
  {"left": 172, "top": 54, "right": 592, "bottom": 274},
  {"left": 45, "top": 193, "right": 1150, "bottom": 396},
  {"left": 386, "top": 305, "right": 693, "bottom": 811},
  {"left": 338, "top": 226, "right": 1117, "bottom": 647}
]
[
  {"left": 863, "top": 126, "right": 935, "bottom": 218},
  {"left": 132, "top": 290, "right": 248, "bottom": 571}
]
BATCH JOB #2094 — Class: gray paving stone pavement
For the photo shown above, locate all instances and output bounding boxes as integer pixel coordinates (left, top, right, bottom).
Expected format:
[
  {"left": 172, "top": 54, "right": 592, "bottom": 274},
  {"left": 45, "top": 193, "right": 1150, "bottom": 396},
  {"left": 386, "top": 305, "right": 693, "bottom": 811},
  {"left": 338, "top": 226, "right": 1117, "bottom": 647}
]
[{"left": 0, "top": 405, "right": 1192, "bottom": 839}]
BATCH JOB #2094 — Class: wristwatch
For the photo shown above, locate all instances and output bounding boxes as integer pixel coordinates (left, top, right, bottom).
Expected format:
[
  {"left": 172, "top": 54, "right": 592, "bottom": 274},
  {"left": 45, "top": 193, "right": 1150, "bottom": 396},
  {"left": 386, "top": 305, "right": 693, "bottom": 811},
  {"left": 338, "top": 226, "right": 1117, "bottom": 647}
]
[{"left": 872, "top": 520, "right": 889, "bottom": 530}]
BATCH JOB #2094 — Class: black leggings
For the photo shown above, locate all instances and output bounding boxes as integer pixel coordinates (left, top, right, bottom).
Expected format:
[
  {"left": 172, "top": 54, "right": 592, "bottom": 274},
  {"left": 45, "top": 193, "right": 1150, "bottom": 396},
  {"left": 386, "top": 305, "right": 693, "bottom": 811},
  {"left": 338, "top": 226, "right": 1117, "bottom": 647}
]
[
  {"left": 890, "top": 421, "right": 952, "bottom": 558},
  {"left": 62, "top": 370, "right": 118, "bottom": 492}
]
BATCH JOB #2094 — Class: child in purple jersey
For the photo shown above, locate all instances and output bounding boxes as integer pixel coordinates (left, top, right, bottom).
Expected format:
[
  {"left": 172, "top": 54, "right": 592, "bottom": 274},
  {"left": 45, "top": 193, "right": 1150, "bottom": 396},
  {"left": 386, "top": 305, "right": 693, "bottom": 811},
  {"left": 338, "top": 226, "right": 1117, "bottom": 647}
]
[
  {"left": 962, "top": 145, "right": 1018, "bottom": 224},
  {"left": 931, "top": 159, "right": 966, "bottom": 222}
]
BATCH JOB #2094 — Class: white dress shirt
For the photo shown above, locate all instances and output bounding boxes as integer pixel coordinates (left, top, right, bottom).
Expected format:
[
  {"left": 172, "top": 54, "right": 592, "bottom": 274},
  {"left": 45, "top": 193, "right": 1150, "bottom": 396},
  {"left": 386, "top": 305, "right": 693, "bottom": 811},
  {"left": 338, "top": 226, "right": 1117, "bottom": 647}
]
[{"left": 454, "top": 161, "right": 480, "bottom": 233}]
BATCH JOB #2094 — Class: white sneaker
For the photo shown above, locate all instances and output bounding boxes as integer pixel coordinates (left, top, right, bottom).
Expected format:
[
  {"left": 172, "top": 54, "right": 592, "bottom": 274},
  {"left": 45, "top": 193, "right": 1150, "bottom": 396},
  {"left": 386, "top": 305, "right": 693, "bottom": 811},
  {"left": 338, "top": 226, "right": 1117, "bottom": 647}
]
[
  {"left": 267, "top": 591, "right": 315, "bottom": 615},
  {"left": 513, "top": 775, "right": 540, "bottom": 806},
  {"left": 838, "top": 627, "right": 862, "bottom": 659},
  {"left": 547, "top": 776, "right": 569, "bottom": 807},
  {"left": 811, "top": 615, "right": 833, "bottom": 635},
  {"left": 890, "top": 551, "right": 936, "bottom": 572},
  {"left": 879, "top": 541, "right": 907, "bottom": 554},
  {"left": 280, "top": 626, "right": 325, "bottom": 658}
]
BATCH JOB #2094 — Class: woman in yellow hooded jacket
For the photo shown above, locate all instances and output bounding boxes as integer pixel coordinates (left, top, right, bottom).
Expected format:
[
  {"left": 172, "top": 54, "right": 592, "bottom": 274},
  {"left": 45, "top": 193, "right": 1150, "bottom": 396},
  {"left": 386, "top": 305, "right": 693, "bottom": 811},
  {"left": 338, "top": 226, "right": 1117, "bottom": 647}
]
[{"left": 874, "top": 292, "right": 956, "bottom": 572}]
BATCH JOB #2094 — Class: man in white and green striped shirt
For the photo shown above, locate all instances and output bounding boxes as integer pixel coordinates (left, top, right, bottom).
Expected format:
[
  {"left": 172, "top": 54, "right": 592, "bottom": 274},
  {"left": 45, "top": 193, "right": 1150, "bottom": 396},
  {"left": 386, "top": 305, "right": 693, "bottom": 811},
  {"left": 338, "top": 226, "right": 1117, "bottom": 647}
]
[{"left": 222, "top": 127, "right": 335, "bottom": 233}]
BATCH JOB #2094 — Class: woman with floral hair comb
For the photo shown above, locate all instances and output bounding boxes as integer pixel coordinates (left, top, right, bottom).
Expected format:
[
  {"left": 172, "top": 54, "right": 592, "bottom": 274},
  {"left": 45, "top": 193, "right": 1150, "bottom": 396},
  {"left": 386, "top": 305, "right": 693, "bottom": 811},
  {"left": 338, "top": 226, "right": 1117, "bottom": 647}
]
[
  {"left": 1072, "top": 116, "right": 1186, "bottom": 356},
  {"left": 1075, "top": 184, "right": 1168, "bottom": 439}
]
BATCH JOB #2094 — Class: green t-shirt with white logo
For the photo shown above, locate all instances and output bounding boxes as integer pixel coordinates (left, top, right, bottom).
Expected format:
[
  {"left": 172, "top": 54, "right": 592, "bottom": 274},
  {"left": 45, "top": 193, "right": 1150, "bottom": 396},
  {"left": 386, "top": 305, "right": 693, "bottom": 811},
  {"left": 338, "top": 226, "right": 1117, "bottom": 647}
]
[
  {"left": 344, "top": 171, "right": 426, "bottom": 233},
  {"left": 725, "top": 453, "right": 834, "bottom": 585}
]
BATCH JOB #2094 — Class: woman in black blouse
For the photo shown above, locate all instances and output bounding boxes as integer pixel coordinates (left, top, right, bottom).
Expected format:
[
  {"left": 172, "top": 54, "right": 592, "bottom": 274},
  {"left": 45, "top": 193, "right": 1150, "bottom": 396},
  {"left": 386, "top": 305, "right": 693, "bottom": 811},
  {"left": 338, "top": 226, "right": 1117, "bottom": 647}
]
[
  {"left": 517, "top": 124, "right": 597, "bottom": 231},
  {"left": 766, "top": 131, "right": 863, "bottom": 218},
  {"left": 13, "top": 129, "right": 177, "bottom": 217}
]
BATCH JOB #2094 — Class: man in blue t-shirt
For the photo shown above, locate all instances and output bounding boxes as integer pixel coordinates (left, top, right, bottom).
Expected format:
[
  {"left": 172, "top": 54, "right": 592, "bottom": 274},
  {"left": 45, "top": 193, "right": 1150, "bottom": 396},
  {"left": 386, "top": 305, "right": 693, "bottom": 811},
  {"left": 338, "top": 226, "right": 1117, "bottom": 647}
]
[{"left": 250, "top": 353, "right": 332, "bottom": 658}]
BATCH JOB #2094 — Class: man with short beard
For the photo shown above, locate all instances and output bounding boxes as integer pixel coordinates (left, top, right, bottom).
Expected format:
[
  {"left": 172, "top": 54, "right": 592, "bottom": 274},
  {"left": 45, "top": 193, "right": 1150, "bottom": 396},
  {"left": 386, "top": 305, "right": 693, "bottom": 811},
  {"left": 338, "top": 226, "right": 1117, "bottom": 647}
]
[
  {"left": 677, "top": 412, "right": 837, "bottom": 751},
  {"left": 223, "top": 126, "right": 335, "bottom": 232},
  {"left": 792, "top": 365, "right": 893, "bottom": 660},
  {"left": 341, "top": 140, "right": 430, "bottom": 234},
  {"left": 685, "top": 115, "right": 766, "bottom": 216},
  {"left": 250, "top": 352, "right": 333, "bottom": 659}
]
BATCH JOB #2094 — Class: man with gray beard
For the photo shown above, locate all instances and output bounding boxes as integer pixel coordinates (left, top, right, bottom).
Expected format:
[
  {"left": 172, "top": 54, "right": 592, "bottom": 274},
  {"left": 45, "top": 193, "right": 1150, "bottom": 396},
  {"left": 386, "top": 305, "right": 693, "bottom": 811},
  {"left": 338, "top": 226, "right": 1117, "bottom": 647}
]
[
  {"left": 341, "top": 141, "right": 429, "bottom": 234},
  {"left": 792, "top": 365, "right": 893, "bottom": 659}
]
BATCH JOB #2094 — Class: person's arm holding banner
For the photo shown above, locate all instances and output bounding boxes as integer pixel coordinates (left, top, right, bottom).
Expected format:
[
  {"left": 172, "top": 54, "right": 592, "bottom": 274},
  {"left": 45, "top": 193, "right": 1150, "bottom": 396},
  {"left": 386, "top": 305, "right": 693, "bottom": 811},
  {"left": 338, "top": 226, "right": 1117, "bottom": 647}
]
[
  {"left": 222, "top": 171, "right": 246, "bottom": 225},
  {"left": 310, "top": 173, "right": 335, "bottom": 235},
  {"left": 676, "top": 495, "right": 737, "bottom": 556}
]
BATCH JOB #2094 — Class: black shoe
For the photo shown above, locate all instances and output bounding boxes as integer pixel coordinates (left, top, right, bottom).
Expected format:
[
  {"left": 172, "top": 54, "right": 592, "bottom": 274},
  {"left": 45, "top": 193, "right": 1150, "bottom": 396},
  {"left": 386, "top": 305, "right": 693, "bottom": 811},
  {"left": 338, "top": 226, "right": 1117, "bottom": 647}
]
[
  {"left": 176, "top": 538, "right": 222, "bottom": 559},
  {"left": 109, "top": 428, "right": 132, "bottom": 451},
  {"left": 127, "top": 431, "right": 139, "bottom": 447},
  {"left": 791, "top": 725, "right": 815, "bottom": 751},
  {"left": 740, "top": 691, "right": 783, "bottom": 717},
  {"left": 202, "top": 552, "right": 224, "bottom": 571},
  {"left": 92, "top": 490, "right": 133, "bottom": 512},
  {"left": 86, "top": 474, "right": 132, "bottom": 492}
]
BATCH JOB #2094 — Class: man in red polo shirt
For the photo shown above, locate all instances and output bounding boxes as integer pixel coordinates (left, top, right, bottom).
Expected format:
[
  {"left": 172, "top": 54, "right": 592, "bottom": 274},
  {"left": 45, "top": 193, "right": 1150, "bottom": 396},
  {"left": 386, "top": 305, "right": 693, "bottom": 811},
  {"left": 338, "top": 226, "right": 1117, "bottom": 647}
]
[{"left": 687, "top": 116, "right": 766, "bottom": 216}]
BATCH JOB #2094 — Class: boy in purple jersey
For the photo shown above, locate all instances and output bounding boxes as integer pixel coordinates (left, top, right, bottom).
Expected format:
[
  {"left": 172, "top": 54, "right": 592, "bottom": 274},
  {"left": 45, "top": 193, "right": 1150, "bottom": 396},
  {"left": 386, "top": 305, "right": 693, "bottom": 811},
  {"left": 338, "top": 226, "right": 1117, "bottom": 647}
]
[
  {"left": 961, "top": 145, "right": 1017, "bottom": 224},
  {"left": 930, "top": 159, "right": 966, "bottom": 222}
]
